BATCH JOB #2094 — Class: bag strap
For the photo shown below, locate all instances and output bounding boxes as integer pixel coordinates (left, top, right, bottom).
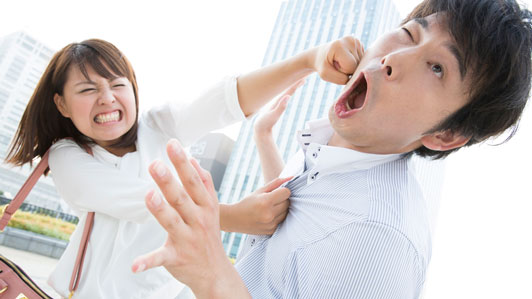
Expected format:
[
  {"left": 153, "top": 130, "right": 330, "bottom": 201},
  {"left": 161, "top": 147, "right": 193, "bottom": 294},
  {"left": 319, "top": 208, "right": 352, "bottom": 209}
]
[
  {"left": 0, "top": 150, "right": 50, "bottom": 231},
  {"left": 68, "top": 211, "right": 94, "bottom": 297},
  {"left": 0, "top": 145, "right": 95, "bottom": 298}
]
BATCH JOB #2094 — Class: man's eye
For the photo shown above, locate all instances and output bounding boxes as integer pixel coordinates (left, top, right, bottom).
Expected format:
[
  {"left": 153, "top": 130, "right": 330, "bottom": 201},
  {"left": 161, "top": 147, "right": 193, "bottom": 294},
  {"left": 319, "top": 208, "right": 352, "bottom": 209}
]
[
  {"left": 80, "top": 88, "right": 95, "bottom": 93},
  {"left": 431, "top": 63, "right": 444, "bottom": 78},
  {"left": 401, "top": 27, "right": 413, "bottom": 41}
]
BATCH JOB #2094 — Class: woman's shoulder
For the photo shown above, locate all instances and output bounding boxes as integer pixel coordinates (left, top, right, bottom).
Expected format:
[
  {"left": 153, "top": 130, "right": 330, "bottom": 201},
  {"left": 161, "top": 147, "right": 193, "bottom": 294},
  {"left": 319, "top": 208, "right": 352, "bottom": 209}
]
[
  {"left": 50, "top": 138, "right": 83, "bottom": 153},
  {"left": 49, "top": 139, "right": 95, "bottom": 163}
]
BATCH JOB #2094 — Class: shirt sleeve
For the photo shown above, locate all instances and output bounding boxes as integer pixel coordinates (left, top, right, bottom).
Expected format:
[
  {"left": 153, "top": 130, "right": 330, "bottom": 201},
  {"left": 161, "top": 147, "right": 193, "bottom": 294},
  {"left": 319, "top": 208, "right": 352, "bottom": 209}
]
[
  {"left": 141, "top": 76, "right": 246, "bottom": 147},
  {"left": 49, "top": 139, "right": 155, "bottom": 223},
  {"left": 282, "top": 221, "right": 425, "bottom": 299}
]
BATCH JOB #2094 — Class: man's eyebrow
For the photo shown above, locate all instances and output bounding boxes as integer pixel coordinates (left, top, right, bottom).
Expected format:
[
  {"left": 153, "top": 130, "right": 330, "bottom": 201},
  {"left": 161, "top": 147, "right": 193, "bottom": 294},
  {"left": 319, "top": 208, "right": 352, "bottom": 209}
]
[
  {"left": 446, "top": 43, "right": 466, "bottom": 79},
  {"left": 415, "top": 17, "right": 466, "bottom": 79}
]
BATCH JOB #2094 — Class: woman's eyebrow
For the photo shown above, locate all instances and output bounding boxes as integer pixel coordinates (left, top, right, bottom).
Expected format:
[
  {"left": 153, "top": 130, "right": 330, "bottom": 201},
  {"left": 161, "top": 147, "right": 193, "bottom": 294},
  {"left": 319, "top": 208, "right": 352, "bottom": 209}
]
[{"left": 74, "top": 81, "right": 96, "bottom": 86}]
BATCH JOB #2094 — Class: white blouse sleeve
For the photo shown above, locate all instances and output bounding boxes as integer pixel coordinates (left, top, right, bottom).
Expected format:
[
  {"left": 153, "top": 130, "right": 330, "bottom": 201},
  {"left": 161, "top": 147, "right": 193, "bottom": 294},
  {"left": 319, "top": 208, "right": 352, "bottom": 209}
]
[
  {"left": 49, "top": 140, "right": 154, "bottom": 223},
  {"left": 142, "top": 76, "right": 246, "bottom": 147}
]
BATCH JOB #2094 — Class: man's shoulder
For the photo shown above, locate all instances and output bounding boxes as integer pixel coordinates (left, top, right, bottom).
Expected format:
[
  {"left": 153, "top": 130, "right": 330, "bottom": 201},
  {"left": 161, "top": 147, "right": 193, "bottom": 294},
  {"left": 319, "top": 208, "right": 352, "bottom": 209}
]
[
  {"left": 296, "top": 219, "right": 422, "bottom": 258},
  {"left": 365, "top": 156, "right": 440, "bottom": 260},
  {"left": 285, "top": 220, "right": 426, "bottom": 297}
]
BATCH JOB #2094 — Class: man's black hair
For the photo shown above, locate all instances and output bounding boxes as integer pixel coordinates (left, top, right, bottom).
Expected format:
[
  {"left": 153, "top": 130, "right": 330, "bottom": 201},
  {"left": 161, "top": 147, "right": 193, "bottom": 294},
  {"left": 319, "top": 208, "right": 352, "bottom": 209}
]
[{"left": 404, "top": 0, "right": 532, "bottom": 159}]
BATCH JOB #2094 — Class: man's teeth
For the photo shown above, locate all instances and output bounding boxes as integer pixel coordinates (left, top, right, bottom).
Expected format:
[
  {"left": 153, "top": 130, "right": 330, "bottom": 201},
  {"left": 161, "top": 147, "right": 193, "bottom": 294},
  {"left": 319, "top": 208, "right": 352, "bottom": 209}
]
[
  {"left": 345, "top": 90, "right": 359, "bottom": 111},
  {"left": 346, "top": 100, "right": 353, "bottom": 110},
  {"left": 95, "top": 111, "right": 120, "bottom": 123}
]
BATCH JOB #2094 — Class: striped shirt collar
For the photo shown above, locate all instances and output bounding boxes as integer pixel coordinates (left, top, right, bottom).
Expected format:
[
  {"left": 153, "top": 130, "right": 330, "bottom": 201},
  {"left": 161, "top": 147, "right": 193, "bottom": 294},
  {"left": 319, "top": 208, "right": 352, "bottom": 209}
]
[{"left": 296, "top": 118, "right": 401, "bottom": 184}]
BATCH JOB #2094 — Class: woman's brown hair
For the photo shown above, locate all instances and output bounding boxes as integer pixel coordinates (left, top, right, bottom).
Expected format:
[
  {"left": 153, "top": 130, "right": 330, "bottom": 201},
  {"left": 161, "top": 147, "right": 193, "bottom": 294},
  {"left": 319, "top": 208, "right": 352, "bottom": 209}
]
[{"left": 5, "top": 39, "right": 139, "bottom": 168}]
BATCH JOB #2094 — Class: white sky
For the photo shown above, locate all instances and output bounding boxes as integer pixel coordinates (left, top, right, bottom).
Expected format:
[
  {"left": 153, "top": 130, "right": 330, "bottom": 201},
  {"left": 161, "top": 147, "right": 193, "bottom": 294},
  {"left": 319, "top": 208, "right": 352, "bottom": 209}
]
[{"left": 1, "top": 1, "right": 531, "bottom": 298}]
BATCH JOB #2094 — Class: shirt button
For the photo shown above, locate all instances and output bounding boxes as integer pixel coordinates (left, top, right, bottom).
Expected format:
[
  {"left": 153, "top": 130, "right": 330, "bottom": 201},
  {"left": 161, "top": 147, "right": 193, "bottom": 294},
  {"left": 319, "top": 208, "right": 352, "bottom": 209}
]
[
  {"left": 310, "top": 172, "right": 319, "bottom": 180},
  {"left": 312, "top": 152, "right": 318, "bottom": 158},
  {"left": 251, "top": 238, "right": 256, "bottom": 246}
]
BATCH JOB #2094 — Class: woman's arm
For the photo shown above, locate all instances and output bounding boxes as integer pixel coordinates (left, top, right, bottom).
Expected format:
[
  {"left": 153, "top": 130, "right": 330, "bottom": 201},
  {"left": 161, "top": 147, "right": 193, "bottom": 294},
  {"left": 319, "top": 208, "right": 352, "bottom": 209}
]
[
  {"left": 253, "top": 81, "right": 303, "bottom": 182},
  {"left": 237, "top": 36, "right": 364, "bottom": 116},
  {"left": 144, "top": 36, "right": 364, "bottom": 147},
  {"left": 219, "top": 176, "right": 291, "bottom": 235}
]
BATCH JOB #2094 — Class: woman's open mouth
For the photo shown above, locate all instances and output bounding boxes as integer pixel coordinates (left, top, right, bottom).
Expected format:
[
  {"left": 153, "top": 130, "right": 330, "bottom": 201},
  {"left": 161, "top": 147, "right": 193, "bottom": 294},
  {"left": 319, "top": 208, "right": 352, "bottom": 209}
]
[
  {"left": 94, "top": 110, "right": 122, "bottom": 124},
  {"left": 334, "top": 72, "right": 368, "bottom": 118}
]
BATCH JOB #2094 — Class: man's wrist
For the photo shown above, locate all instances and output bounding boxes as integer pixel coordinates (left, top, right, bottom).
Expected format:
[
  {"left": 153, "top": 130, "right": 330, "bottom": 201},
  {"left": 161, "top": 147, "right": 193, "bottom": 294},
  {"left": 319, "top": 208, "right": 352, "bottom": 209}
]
[
  {"left": 190, "top": 252, "right": 250, "bottom": 299},
  {"left": 209, "top": 261, "right": 251, "bottom": 299}
]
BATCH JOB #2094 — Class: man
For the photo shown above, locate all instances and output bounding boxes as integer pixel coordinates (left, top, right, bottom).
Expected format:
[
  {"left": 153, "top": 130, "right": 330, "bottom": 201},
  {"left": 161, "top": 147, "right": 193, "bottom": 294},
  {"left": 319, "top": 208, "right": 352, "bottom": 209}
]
[{"left": 132, "top": 0, "right": 532, "bottom": 298}]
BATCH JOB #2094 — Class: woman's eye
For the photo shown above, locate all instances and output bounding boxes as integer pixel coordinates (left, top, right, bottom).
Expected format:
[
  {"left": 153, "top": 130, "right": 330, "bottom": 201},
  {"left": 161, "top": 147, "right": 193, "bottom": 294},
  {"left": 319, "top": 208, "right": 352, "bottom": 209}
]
[
  {"left": 80, "top": 88, "right": 95, "bottom": 93},
  {"left": 113, "top": 84, "right": 126, "bottom": 88},
  {"left": 401, "top": 27, "right": 413, "bottom": 41},
  {"left": 431, "top": 64, "right": 444, "bottom": 78}
]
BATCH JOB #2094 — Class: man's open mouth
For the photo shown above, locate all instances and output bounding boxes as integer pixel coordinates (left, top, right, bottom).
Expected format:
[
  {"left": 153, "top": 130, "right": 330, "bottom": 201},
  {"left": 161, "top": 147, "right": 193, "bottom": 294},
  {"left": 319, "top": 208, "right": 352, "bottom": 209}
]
[{"left": 334, "top": 72, "right": 368, "bottom": 118}]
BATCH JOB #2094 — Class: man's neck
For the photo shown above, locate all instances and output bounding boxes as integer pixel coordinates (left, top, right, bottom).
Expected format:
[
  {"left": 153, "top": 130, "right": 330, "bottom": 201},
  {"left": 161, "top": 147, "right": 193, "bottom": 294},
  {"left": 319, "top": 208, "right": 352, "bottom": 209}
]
[{"left": 328, "top": 132, "right": 368, "bottom": 152}]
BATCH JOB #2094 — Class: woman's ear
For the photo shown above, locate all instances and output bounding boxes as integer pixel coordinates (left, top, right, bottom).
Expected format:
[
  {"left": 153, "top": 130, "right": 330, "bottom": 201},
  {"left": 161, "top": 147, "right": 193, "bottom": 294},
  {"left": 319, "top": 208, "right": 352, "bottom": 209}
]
[
  {"left": 420, "top": 130, "right": 471, "bottom": 152},
  {"left": 54, "top": 93, "right": 70, "bottom": 118}
]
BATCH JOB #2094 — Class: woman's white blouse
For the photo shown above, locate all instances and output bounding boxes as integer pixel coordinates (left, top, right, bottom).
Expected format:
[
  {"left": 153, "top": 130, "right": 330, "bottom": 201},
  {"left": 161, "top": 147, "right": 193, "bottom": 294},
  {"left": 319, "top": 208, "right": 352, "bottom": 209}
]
[{"left": 47, "top": 77, "right": 245, "bottom": 299}]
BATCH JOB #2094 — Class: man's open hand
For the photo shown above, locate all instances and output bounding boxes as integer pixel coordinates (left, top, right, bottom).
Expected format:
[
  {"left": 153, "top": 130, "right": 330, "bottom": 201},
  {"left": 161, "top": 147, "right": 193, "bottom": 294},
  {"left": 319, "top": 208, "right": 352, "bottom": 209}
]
[{"left": 131, "top": 139, "right": 250, "bottom": 299}]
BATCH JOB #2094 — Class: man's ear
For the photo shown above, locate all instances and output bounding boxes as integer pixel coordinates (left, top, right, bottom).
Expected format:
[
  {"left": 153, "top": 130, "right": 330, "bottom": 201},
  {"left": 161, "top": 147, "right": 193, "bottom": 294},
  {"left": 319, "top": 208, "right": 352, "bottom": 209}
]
[
  {"left": 420, "top": 130, "right": 471, "bottom": 152},
  {"left": 53, "top": 93, "right": 70, "bottom": 118}
]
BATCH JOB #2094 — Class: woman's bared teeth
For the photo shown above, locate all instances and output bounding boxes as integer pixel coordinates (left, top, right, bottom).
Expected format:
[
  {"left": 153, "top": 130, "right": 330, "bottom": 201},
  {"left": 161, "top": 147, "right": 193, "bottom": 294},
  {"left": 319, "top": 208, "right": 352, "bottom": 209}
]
[{"left": 95, "top": 111, "right": 120, "bottom": 123}]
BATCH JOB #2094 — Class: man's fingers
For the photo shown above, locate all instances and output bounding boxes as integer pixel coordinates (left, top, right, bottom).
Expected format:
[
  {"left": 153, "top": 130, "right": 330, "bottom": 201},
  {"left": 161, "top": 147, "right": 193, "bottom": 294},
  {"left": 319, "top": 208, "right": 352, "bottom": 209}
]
[
  {"left": 258, "top": 177, "right": 293, "bottom": 193},
  {"left": 190, "top": 158, "right": 216, "bottom": 199},
  {"left": 148, "top": 161, "right": 198, "bottom": 224},
  {"left": 132, "top": 247, "right": 170, "bottom": 273},
  {"left": 166, "top": 139, "right": 212, "bottom": 207},
  {"left": 145, "top": 189, "right": 187, "bottom": 233}
]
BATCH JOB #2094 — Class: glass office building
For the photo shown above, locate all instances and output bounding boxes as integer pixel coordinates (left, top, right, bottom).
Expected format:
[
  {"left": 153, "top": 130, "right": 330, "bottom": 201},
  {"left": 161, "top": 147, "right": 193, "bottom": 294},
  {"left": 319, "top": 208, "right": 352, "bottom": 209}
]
[
  {"left": 0, "top": 32, "right": 63, "bottom": 210},
  {"left": 218, "top": 0, "right": 401, "bottom": 258}
]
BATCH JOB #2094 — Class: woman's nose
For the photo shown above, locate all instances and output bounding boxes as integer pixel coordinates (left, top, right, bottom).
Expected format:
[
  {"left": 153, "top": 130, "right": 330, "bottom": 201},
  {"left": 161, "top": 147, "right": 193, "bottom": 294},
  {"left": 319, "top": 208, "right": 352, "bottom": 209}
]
[{"left": 98, "top": 88, "right": 115, "bottom": 105}]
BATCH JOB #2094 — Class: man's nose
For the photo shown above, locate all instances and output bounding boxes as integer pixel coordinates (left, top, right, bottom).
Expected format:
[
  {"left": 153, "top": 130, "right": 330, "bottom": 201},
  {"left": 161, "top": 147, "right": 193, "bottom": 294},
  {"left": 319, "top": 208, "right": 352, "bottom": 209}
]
[
  {"left": 98, "top": 87, "right": 115, "bottom": 105},
  {"left": 380, "top": 49, "right": 415, "bottom": 81}
]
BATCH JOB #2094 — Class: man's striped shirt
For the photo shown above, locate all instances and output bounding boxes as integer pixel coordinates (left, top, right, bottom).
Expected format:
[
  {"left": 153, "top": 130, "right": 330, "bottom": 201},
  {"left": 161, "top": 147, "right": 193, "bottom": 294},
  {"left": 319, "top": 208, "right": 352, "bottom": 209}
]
[{"left": 236, "top": 119, "right": 438, "bottom": 299}]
